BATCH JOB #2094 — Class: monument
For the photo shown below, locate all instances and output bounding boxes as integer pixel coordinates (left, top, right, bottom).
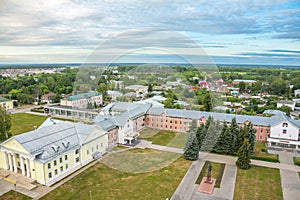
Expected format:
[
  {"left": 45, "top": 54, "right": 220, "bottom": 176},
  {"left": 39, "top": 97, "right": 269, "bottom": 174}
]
[{"left": 198, "top": 162, "right": 216, "bottom": 194}]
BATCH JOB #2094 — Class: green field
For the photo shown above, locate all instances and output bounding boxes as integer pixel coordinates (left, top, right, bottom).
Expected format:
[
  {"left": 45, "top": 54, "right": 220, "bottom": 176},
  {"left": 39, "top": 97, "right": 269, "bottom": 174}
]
[
  {"left": 10, "top": 113, "right": 47, "bottom": 135},
  {"left": 139, "top": 128, "right": 187, "bottom": 148},
  {"left": 234, "top": 165, "right": 283, "bottom": 200},
  {"left": 42, "top": 149, "right": 191, "bottom": 200},
  {"left": 195, "top": 161, "right": 225, "bottom": 188},
  {"left": 251, "top": 142, "right": 279, "bottom": 162},
  {"left": 0, "top": 190, "right": 31, "bottom": 200}
]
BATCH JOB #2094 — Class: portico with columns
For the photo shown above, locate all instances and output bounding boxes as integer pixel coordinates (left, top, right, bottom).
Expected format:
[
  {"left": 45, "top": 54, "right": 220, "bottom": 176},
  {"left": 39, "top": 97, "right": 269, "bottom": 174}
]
[{"left": 1, "top": 149, "right": 33, "bottom": 178}]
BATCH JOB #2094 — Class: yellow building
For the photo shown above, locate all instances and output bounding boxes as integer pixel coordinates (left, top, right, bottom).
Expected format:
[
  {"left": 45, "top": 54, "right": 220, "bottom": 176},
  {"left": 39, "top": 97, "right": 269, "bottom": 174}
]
[
  {"left": 0, "top": 97, "right": 13, "bottom": 111},
  {"left": 0, "top": 118, "right": 108, "bottom": 186}
]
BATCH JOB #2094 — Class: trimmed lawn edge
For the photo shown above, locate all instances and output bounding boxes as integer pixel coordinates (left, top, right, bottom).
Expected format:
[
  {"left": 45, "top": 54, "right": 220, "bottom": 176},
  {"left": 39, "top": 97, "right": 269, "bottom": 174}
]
[{"left": 195, "top": 161, "right": 225, "bottom": 188}]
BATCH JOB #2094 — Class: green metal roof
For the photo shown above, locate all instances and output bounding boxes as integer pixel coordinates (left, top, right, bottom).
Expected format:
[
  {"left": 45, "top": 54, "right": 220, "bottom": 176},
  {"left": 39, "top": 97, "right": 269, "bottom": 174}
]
[
  {"left": 67, "top": 92, "right": 101, "bottom": 101},
  {"left": 0, "top": 97, "right": 11, "bottom": 102}
]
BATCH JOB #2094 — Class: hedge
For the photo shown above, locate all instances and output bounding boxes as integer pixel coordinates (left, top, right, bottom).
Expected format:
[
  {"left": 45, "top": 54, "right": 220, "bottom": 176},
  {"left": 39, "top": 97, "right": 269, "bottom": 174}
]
[
  {"left": 251, "top": 155, "right": 280, "bottom": 163},
  {"left": 293, "top": 157, "right": 300, "bottom": 166}
]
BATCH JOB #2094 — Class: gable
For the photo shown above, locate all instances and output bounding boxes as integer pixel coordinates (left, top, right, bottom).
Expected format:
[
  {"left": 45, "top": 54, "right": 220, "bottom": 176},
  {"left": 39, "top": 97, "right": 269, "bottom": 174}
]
[
  {"left": 84, "top": 127, "right": 107, "bottom": 144},
  {"left": 1, "top": 138, "right": 30, "bottom": 155}
]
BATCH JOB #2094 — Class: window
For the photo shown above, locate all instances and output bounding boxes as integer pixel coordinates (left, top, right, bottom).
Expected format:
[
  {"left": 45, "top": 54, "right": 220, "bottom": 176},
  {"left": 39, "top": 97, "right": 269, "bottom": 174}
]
[
  {"left": 92, "top": 147, "right": 94, "bottom": 152},
  {"left": 76, "top": 157, "right": 79, "bottom": 163},
  {"left": 60, "top": 157, "right": 63, "bottom": 163},
  {"left": 87, "top": 150, "right": 89, "bottom": 155},
  {"left": 66, "top": 164, "right": 68, "bottom": 169},
  {"left": 282, "top": 123, "right": 288, "bottom": 127},
  {"left": 54, "top": 160, "right": 57, "bottom": 166},
  {"left": 60, "top": 166, "right": 63, "bottom": 172},
  {"left": 54, "top": 169, "right": 58, "bottom": 175},
  {"left": 260, "top": 130, "right": 263, "bottom": 133},
  {"left": 96, "top": 145, "right": 99, "bottom": 150},
  {"left": 48, "top": 163, "right": 51, "bottom": 169},
  {"left": 75, "top": 149, "right": 79, "bottom": 154},
  {"left": 282, "top": 129, "right": 287, "bottom": 134},
  {"left": 101, "top": 143, "right": 103, "bottom": 147},
  {"left": 48, "top": 172, "right": 52, "bottom": 178},
  {"left": 65, "top": 155, "right": 68, "bottom": 160},
  {"left": 259, "top": 136, "right": 263, "bottom": 140}
]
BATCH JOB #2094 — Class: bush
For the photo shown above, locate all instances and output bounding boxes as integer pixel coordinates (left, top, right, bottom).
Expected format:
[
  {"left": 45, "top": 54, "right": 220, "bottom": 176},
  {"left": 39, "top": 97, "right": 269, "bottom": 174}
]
[
  {"left": 293, "top": 157, "right": 300, "bottom": 166},
  {"left": 251, "top": 155, "right": 279, "bottom": 163}
]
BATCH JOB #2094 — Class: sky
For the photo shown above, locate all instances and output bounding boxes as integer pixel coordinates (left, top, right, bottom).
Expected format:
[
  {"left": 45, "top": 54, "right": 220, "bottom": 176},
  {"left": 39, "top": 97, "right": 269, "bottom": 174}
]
[{"left": 0, "top": 0, "right": 299, "bottom": 65}]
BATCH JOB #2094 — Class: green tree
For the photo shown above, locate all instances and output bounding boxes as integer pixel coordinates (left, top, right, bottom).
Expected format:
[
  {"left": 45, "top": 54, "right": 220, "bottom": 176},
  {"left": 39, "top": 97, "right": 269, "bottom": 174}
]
[
  {"left": 239, "top": 81, "right": 246, "bottom": 93},
  {"left": 0, "top": 106, "right": 12, "bottom": 142},
  {"left": 230, "top": 118, "right": 239, "bottom": 155},
  {"left": 97, "top": 83, "right": 108, "bottom": 99},
  {"left": 184, "top": 131, "right": 199, "bottom": 160},
  {"left": 203, "top": 93, "right": 212, "bottom": 111},
  {"left": 236, "top": 138, "right": 251, "bottom": 170}
]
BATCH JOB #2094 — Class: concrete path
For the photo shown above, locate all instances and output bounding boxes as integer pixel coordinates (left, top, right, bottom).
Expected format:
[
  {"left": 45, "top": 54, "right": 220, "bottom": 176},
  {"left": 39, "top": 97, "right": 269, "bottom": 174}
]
[
  {"left": 280, "top": 170, "right": 300, "bottom": 200},
  {"left": 171, "top": 160, "right": 205, "bottom": 200},
  {"left": 190, "top": 164, "right": 237, "bottom": 200},
  {"left": 270, "top": 149, "right": 300, "bottom": 200}
]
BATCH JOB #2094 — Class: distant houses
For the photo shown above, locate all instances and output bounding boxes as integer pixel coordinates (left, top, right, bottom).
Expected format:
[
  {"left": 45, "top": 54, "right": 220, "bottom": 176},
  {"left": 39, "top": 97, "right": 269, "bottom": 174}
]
[
  {"left": 0, "top": 97, "right": 13, "bottom": 111},
  {"left": 60, "top": 91, "right": 102, "bottom": 109}
]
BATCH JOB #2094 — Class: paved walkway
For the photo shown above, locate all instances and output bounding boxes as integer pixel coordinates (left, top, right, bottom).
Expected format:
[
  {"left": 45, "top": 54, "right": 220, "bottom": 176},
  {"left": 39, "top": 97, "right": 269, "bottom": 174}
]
[
  {"left": 171, "top": 160, "right": 205, "bottom": 200},
  {"left": 190, "top": 164, "right": 237, "bottom": 200},
  {"left": 269, "top": 149, "right": 300, "bottom": 200},
  {"left": 280, "top": 169, "right": 300, "bottom": 200},
  {"left": 143, "top": 144, "right": 300, "bottom": 200}
]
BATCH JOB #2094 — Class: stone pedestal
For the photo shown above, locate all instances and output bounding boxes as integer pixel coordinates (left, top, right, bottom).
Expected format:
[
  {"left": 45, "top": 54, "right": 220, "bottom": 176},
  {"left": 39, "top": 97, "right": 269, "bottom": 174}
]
[{"left": 198, "top": 177, "right": 216, "bottom": 194}]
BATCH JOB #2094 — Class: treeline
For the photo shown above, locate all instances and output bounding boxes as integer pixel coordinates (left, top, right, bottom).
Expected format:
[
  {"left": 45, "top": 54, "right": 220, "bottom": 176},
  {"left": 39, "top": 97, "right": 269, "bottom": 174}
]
[
  {"left": 184, "top": 117, "right": 256, "bottom": 160},
  {"left": 0, "top": 68, "right": 77, "bottom": 104}
]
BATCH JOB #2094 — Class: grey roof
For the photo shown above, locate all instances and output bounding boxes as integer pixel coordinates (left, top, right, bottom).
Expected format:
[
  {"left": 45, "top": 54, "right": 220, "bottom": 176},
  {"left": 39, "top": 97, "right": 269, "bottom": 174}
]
[
  {"left": 5, "top": 121, "right": 102, "bottom": 163},
  {"left": 38, "top": 118, "right": 63, "bottom": 129},
  {"left": 263, "top": 110, "right": 286, "bottom": 115},
  {"left": 94, "top": 115, "right": 117, "bottom": 131},
  {"left": 147, "top": 107, "right": 165, "bottom": 115},
  {"left": 164, "top": 109, "right": 270, "bottom": 126}
]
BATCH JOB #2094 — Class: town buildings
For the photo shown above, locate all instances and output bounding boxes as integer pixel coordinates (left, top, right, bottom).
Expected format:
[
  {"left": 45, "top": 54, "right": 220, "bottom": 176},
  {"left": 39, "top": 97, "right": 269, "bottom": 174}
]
[
  {"left": 0, "top": 97, "right": 14, "bottom": 111},
  {"left": 60, "top": 92, "right": 102, "bottom": 109}
]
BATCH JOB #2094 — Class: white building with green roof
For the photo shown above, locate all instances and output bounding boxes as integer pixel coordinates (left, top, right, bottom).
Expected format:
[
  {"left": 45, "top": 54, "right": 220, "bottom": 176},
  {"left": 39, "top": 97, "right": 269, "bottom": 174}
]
[{"left": 60, "top": 92, "right": 102, "bottom": 109}]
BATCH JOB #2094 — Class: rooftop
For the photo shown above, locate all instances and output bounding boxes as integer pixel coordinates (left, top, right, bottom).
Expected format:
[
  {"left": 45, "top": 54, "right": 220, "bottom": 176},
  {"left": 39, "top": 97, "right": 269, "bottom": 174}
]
[{"left": 67, "top": 92, "right": 101, "bottom": 101}]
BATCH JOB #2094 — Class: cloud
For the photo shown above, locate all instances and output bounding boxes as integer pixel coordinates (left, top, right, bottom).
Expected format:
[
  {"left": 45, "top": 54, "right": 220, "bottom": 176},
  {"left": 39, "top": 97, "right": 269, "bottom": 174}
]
[
  {"left": 0, "top": 0, "right": 299, "bottom": 65},
  {"left": 268, "top": 49, "right": 300, "bottom": 54},
  {"left": 235, "top": 52, "right": 300, "bottom": 58}
]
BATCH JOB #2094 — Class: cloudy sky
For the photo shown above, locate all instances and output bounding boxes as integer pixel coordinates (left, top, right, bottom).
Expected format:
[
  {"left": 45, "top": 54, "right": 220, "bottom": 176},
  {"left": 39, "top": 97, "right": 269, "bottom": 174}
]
[{"left": 0, "top": 0, "right": 299, "bottom": 65}]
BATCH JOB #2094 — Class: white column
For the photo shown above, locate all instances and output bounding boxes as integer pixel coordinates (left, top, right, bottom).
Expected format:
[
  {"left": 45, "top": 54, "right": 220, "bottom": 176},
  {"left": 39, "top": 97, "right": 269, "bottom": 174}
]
[
  {"left": 12, "top": 153, "right": 17, "bottom": 173},
  {"left": 8, "top": 153, "right": 13, "bottom": 171},
  {"left": 25, "top": 159, "right": 30, "bottom": 178},
  {"left": 20, "top": 157, "right": 25, "bottom": 176},
  {"left": 3, "top": 152, "right": 9, "bottom": 170}
]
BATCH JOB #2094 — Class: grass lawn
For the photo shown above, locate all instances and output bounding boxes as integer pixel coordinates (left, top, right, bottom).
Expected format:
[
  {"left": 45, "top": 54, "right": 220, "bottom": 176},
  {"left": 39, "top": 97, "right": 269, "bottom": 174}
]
[
  {"left": 42, "top": 149, "right": 191, "bottom": 200},
  {"left": 102, "top": 148, "right": 181, "bottom": 173},
  {"left": 234, "top": 165, "right": 283, "bottom": 200},
  {"left": 168, "top": 132, "right": 188, "bottom": 149},
  {"left": 112, "top": 145, "right": 129, "bottom": 151},
  {"left": 195, "top": 161, "right": 225, "bottom": 188},
  {"left": 139, "top": 128, "right": 160, "bottom": 138},
  {"left": 10, "top": 113, "right": 47, "bottom": 135},
  {"left": 251, "top": 142, "right": 279, "bottom": 162},
  {"left": 140, "top": 128, "right": 186, "bottom": 148},
  {"left": 0, "top": 190, "right": 31, "bottom": 200}
]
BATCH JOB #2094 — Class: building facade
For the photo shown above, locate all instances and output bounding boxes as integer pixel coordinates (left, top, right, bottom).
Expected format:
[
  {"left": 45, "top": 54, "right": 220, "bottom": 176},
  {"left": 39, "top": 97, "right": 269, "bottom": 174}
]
[
  {"left": 0, "top": 97, "right": 13, "bottom": 111},
  {"left": 60, "top": 92, "right": 102, "bottom": 109}
]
